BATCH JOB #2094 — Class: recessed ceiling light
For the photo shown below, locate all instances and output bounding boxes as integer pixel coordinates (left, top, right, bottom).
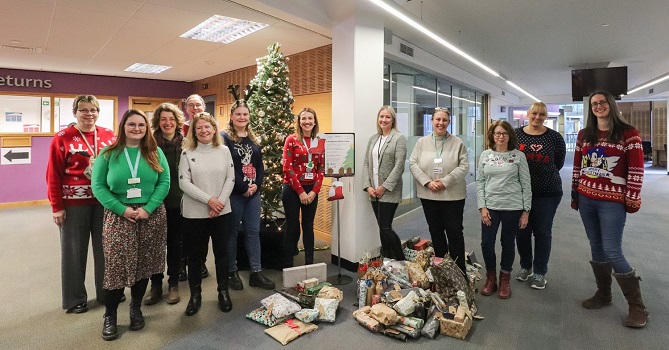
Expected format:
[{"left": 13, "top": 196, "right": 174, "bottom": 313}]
[
  {"left": 181, "top": 15, "right": 268, "bottom": 44},
  {"left": 205, "top": 61, "right": 214, "bottom": 65},
  {"left": 602, "top": 24, "right": 610, "bottom": 27},
  {"left": 124, "top": 63, "right": 172, "bottom": 74}
]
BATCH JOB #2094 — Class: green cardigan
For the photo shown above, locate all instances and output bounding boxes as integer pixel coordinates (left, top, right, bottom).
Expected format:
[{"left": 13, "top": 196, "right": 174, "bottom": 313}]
[{"left": 92, "top": 146, "right": 170, "bottom": 216}]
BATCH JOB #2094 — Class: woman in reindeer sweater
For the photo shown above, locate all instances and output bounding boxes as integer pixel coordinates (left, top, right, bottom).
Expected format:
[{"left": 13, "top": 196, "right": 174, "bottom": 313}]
[{"left": 572, "top": 90, "right": 647, "bottom": 328}]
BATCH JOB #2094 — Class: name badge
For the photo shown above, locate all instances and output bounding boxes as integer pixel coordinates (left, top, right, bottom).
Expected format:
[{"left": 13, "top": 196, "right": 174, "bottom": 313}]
[
  {"left": 128, "top": 177, "right": 141, "bottom": 185},
  {"left": 432, "top": 167, "right": 444, "bottom": 174},
  {"left": 434, "top": 158, "right": 442, "bottom": 164},
  {"left": 127, "top": 187, "right": 142, "bottom": 198},
  {"left": 304, "top": 172, "right": 314, "bottom": 180}
]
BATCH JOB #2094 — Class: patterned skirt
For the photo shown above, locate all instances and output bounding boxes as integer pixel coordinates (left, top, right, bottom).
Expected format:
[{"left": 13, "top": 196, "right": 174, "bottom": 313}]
[{"left": 102, "top": 203, "right": 167, "bottom": 290}]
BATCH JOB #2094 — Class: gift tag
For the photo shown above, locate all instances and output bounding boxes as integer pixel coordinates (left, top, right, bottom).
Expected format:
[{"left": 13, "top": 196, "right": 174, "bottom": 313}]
[
  {"left": 128, "top": 177, "right": 141, "bottom": 185},
  {"left": 127, "top": 187, "right": 142, "bottom": 198},
  {"left": 304, "top": 172, "right": 314, "bottom": 180}
]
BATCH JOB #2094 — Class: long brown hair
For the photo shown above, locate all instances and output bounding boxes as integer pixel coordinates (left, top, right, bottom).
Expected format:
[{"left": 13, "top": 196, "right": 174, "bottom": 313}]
[
  {"left": 295, "top": 107, "right": 319, "bottom": 139},
  {"left": 581, "top": 90, "right": 634, "bottom": 144},
  {"left": 101, "top": 109, "right": 163, "bottom": 172},
  {"left": 225, "top": 101, "right": 258, "bottom": 144}
]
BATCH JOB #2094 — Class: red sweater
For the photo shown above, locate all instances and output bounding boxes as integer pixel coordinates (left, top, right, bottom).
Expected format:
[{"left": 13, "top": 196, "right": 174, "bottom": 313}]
[
  {"left": 572, "top": 128, "right": 644, "bottom": 213},
  {"left": 282, "top": 134, "right": 325, "bottom": 195},
  {"left": 46, "top": 125, "right": 116, "bottom": 212}
]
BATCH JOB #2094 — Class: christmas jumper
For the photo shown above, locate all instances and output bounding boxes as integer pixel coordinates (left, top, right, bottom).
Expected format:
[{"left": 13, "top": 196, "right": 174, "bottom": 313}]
[
  {"left": 178, "top": 143, "right": 235, "bottom": 219},
  {"left": 221, "top": 131, "right": 265, "bottom": 196},
  {"left": 572, "top": 128, "right": 644, "bottom": 213},
  {"left": 91, "top": 146, "right": 170, "bottom": 216},
  {"left": 476, "top": 149, "right": 532, "bottom": 211},
  {"left": 46, "top": 125, "right": 116, "bottom": 213},
  {"left": 282, "top": 134, "right": 325, "bottom": 195},
  {"left": 515, "top": 127, "right": 566, "bottom": 197}
]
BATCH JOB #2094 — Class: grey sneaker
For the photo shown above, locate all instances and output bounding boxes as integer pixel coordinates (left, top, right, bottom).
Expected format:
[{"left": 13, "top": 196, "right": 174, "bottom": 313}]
[
  {"left": 530, "top": 274, "right": 547, "bottom": 290},
  {"left": 515, "top": 268, "right": 534, "bottom": 281}
]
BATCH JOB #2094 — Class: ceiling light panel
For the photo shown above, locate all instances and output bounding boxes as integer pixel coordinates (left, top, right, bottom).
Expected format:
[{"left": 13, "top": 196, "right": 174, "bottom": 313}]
[
  {"left": 180, "top": 15, "right": 268, "bottom": 44},
  {"left": 124, "top": 63, "right": 172, "bottom": 74}
]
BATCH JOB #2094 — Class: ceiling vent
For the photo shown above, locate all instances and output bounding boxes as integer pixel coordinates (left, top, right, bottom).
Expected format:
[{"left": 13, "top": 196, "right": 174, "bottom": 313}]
[
  {"left": 399, "top": 43, "right": 414, "bottom": 57},
  {"left": 1, "top": 45, "right": 43, "bottom": 54}
]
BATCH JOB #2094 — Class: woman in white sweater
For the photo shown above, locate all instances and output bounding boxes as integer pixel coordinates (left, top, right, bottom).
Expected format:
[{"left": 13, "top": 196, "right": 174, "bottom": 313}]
[
  {"left": 179, "top": 112, "right": 235, "bottom": 316},
  {"left": 409, "top": 108, "right": 469, "bottom": 273}
]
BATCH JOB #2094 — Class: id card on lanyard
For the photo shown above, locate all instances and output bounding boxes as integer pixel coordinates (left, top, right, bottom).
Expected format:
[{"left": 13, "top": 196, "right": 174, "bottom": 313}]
[
  {"left": 432, "top": 133, "right": 446, "bottom": 175},
  {"left": 302, "top": 136, "right": 317, "bottom": 178},
  {"left": 124, "top": 148, "right": 142, "bottom": 199}
]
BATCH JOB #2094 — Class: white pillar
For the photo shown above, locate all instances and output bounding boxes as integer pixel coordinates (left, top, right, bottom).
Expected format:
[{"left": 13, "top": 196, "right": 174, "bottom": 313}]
[{"left": 330, "top": 1, "right": 385, "bottom": 269}]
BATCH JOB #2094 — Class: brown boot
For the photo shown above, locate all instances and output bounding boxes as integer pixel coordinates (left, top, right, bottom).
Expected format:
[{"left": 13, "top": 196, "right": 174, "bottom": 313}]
[
  {"left": 167, "top": 285, "right": 180, "bottom": 304},
  {"left": 143, "top": 285, "right": 162, "bottom": 305},
  {"left": 498, "top": 271, "right": 512, "bottom": 299},
  {"left": 582, "top": 261, "right": 613, "bottom": 309},
  {"left": 614, "top": 270, "right": 649, "bottom": 328},
  {"left": 480, "top": 271, "right": 497, "bottom": 296}
]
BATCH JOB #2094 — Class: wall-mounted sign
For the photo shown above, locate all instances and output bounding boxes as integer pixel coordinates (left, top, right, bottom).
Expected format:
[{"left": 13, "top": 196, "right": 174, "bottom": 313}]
[{"left": 1, "top": 147, "right": 31, "bottom": 165}]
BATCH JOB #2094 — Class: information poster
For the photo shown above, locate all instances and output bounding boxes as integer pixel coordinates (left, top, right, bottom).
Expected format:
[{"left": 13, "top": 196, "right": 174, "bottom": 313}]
[{"left": 324, "top": 133, "right": 355, "bottom": 177}]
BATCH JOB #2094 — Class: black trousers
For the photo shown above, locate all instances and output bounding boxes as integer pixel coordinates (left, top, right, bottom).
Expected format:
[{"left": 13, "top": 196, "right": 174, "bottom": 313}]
[
  {"left": 370, "top": 200, "right": 405, "bottom": 260},
  {"left": 183, "top": 214, "right": 231, "bottom": 290},
  {"left": 151, "top": 207, "right": 184, "bottom": 287},
  {"left": 282, "top": 184, "right": 318, "bottom": 266},
  {"left": 420, "top": 198, "right": 467, "bottom": 273}
]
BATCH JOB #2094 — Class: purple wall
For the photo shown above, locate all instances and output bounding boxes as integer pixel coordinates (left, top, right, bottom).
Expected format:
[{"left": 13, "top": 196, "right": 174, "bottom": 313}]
[{"left": 0, "top": 68, "right": 194, "bottom": 205}]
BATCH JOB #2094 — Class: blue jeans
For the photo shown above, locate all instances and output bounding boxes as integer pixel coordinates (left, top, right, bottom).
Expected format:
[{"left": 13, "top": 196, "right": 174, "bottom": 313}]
[
  {"left": 227, "top": 193, "right": 262, "bottom": 272},
  {"left": 516, "top": 196, "right": 561, "bottom": 275},
  {"left": 481, "top": 209, "right": 522, "bottom": 273},
  {"left": 578, "top": 194, "right": 632, "bottom": 274}
]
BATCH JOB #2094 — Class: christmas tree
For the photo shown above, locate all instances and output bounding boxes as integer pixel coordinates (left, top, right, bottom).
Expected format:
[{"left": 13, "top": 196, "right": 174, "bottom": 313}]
[{"left": 247, "top": 42, "right": 295, "bottom": 220}]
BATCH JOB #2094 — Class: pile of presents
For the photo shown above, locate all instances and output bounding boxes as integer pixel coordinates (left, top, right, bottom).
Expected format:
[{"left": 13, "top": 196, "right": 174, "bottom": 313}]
[
  {"left": 245, "top": 263, "right": 345, "bottom": 345},
  {"left": 353, "top": 237, "right": 483, "bottom": 341}
]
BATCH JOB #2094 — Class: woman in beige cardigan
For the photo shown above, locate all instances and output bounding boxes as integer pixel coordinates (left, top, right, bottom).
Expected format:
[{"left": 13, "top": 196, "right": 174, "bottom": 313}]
[
  {"left": 363, "top": 106, "right": 407, "bottom": 260},
  {"left": 409, "top": 108, "right": 469, "bottom": 273}
]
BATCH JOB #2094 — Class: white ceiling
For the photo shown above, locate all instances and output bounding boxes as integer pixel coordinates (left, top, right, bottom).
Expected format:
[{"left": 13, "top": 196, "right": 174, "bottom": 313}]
[{"left": 1, "top": 0, "right": 668, "bottom": 103}]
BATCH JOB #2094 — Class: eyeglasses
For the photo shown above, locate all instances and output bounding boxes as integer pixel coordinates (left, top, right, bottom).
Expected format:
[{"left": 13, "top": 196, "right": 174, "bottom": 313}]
[
  {"left": 187, "top": 103, "right": 203, "bottom": 108},
  {"left": 126, "top": 122, "right": 147, "bottom": 129},
  {"left": 78, "top": 109, "right": 99, "bottom": 114},
  {"left": 591, "top": 100, "right": 609, "bottom": 108},
  {"left": 494, "top": 132, "right": 509, "bottom": 137}
]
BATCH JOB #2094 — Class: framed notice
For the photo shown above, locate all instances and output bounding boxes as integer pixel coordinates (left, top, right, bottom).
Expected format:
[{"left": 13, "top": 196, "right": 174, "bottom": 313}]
[{"left": 324, "top": 133, "right": 355, "bottom": 177}]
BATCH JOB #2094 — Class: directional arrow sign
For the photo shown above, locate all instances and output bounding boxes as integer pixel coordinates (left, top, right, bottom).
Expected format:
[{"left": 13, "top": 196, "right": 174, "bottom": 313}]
[{"left": 1, "top": 147, "right": 31, "bottom": 165}]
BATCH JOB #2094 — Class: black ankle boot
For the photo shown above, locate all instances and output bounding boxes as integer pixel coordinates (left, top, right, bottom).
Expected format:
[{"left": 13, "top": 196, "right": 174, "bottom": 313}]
[
  {"left": 185, "top": 286, "right": 202, "bottom": 316},
  {"left": 179, "top": 259, "right": 188, "bottom": 282},
  {"left": 249, "top": 271, "right": 276, "bottom": 290},
  {"left": 218, "top": 286, "right": 232, "bottom": 312},
  {"left": 229, "top": 271, "right": 244, "bottom": 290},
  {"left": 102, "top": 313, "right": 118, "bottom": 341},
  {"left": 201, "top": 263, "right": 209, "bottom": 279},
  {"left": 129, "top": 299, "right": 145, "bottom": 331}
]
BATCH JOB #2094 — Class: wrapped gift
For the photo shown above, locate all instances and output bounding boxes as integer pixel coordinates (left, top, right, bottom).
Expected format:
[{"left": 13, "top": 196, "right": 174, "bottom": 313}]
[
  {"left": 397, "top": 316, "right": 424, "bottom": 329},
  {"left": 369, "top": 303, "right": 398, "bottom": 326},
  {"left": 265, "top": 319, "right": 318, "bottom": 345},
  {"left": 246, "top": 307, "right": 291, "bottom": 327},
  {"left": 352, "top": 306, "right": 383, "bottom": 332},
  {"left": 389, "top": 324, "right": 420, "bottom": 339},
  {"left": 393, "top": 290, "right": 419, "bottom": 316},
  {"left": 403, "top": 248, "right": 417, "bottom": 262},
  {"left": 261, "top": 293, "right": 302, "bottom": 319},
  {"left": 314, "top": 297, "right": 339, "bottom": 323},
  {"left": 382, "top": 328, "right": 407, "bottom": 341},
  {"left": 421, "top": 311, "right": 441, "bottom": 339},
  {"left": 306, "top": 281, "right": 331, "bottom": 295},
  {"left": 298, "top": 278, "right": 319, "bottom": 290},
  {"left": 432, "top": 257, "right": 443, "bottom": 266},
  {"left": 317, "top": 286, "right": 343, "bottom": 301},
  {"left": 405, "top": 261, "right": 430, "bottom": 289},
  {"left": 295, "top": 308, "right": 319, "bottom": 323},
  {"left": 438, "top": 313, "right": 472, "bottom": 340},
  {"left": 414, "top": 248, "right": 434, "bottom": 271},
  {"left": 413, "top": 239, "right": 430, "bottom": 250},
  {"left": 432, "top": 255, "right": 474, "bottom": 304}
]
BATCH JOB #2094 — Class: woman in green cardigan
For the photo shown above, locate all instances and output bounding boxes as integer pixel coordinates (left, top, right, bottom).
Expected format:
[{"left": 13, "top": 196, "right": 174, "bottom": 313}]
[{"left": 92, "top": 109, "right": 170, "bottom": 341}]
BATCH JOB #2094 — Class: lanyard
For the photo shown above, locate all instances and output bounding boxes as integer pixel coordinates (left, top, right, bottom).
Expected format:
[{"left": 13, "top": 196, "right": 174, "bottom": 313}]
[
  {"left": 76, "top": 126, "right": 98, "bottom": 158},
  {"left": 432, "top": 133, "right": 447, "bottom": 158},
  {"left": 124, "top": 147, "right": 141, "bottom": 179},
  {"left": 301, "top": 136, "right": 317, "bottom": 163}
]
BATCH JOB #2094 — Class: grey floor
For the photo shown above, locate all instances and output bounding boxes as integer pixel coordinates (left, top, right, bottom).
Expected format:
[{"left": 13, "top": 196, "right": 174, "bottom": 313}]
[{"left": 1, "top": 156, "right": 668, "bottom": 350}]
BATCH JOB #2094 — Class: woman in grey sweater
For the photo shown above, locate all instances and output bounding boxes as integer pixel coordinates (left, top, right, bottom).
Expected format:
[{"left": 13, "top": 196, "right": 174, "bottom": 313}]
[
  {"left": 477, "top": 120, "right": 532, "bottom": 299},
  {"left": 409, "top": 108, "right": 469, "bottom": 273},
  {"left": 363, "top": 106, "right": 407, "bottom": 260},
  {"left": 179, "top": 112, "right": 235, "bottom": 316}
]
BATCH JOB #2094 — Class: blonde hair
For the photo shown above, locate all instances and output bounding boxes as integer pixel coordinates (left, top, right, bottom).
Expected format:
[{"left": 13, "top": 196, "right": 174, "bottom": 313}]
[
  {"left": 376, "top": 105, "right": 399, "bottom": 134},
  {"left": 184, "top": 112, "right": 223, "bottom": 150}
]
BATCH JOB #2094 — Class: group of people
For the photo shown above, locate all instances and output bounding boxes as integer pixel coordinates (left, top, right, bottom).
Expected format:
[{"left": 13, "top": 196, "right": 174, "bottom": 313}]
[
  {"left": 362, "top": 90, "right": 647, "bottom": 328},
  {"left": 47, "top": 89, "right": 648, "bottom": 343}
]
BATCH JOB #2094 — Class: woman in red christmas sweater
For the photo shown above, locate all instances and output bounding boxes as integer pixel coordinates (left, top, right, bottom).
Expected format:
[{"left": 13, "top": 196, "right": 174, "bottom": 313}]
[
  {"left": 46, "top": 95, "right": 116, "bottom": 313},
  {"left": 281, "top": 107, "right": 325, "bottom": 267},
  {"left": 572, "top": 90, "right": 648, "bottom": 328}
]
